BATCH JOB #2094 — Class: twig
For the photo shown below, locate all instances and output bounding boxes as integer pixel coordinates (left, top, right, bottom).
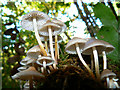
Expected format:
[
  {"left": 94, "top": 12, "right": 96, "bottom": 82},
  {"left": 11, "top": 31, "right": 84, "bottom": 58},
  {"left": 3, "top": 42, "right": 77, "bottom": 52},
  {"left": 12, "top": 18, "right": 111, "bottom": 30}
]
[
  {"left": 64, "top": 32, "right": 71, "bottom": 40},
  {"left": 108, "top": 2, "right": 118, "bottom": 21},
  {"left": 74, "top": 2, "right": 95, "bottom": 37},
  {"left": 81, "top": 1, "right": 99, "bottom": 33}
]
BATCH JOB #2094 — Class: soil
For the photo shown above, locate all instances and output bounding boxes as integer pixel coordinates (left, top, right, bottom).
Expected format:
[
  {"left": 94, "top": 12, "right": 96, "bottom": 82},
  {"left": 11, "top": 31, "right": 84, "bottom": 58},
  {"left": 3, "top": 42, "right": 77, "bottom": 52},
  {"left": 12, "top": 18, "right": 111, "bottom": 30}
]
[{"left": 36, "top": 66, "right": 107, "bottom": 89}]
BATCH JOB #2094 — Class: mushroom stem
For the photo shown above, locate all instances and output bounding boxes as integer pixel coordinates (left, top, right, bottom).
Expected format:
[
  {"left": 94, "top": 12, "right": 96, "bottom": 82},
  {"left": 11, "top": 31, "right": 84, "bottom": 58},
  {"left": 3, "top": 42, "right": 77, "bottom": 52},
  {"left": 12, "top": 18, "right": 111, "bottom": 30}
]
[
  {"left": 45, "top": 41, "right": 48, "bottom": 52},
  {"left": 48, "top": 26, "right": 56, "bottom": 69},
  {"left": 48, "top": 65, "right": 54, "bottom": 71},
  {"left": 92, "top": 46, "right": 100, "bottom": 79},
  {"left": 47, "top": 69, "right": 51, "bottom": 74},
  {"left": 75, "top": 43, "right": 94, "bottom": 78},
  {"left": 102, "top": 51, "right": 107, "bottom": 70},
  {"left": 33, "top": 17, "right": 47, "bottom": 56},
  {"left": 41, "top": 67, "right": 44, "bottom": 73},
  {"left": 113, "top": 81, "right": 120, "bottom": 88},
  {"left": 44, "top": 37, "right": 48, "bottom": 52},
  {"left": 19, "top": 80, "right": 22, "bottom": 90},
  {"left": 106, "top": 77, "right": 110, "bottom": 88},
  {"left": 57, "top": 43, "right": 60, "bottom": 59},
  {"left": 109, "top": 79, "right": 113, "bottom": 88},
  {"left": 29, "top": 79, "right": 33, "bottom": 89},
  {"left": 43, "top": 60, "right": 46, "bottom": 73},
  {"left": 55, "top": 35, "right": 58, "bottom": 61},
  {"left": 91, "top": 54, "right": 94, "bottom": 71}
]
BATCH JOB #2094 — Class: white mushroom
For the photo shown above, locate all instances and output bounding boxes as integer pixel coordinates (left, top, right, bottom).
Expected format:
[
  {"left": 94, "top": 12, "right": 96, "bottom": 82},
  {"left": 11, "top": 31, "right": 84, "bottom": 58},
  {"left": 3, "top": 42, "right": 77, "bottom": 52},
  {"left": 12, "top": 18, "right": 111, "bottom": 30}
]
[
  {"left": 39, "top": 35, "right": 49, "bottom": 52},
  {"left": 12, "top": 66, "right": 45, "bottom": 89},
  {"left": 17, "top": 66, "right": 28, "bottom": 72},
  {"left": 101, "top": 69, "right": 116, "bottom": 88},
  {"left": 112, "top": 78, "right": 120, "bottom": 88},
  {"left": 38, "top": 19, "right": 66, "bottom": 69},
  {"left": 102, "top": 41, "right": 115, "bottom": 70},
  {"left": 21, "top": 11, "right": 50, "bottom": 56},
  {"left": 26, "top": 45, "right": 43, "bottom": 59},
  {"left": 20, "top": 56, "right": 31, "bottom": 66},
  {"left": 82, "top": 38, "right": 106, "bottom": 79},
  {"left": 65, "top": 37, "right": 94, "bottom": 78},
  {"left": 20, "top": 56, "right": 37, "bottom": 67},
  {"left": 36, "top": 56, "right": 54, "bottom": 73}
]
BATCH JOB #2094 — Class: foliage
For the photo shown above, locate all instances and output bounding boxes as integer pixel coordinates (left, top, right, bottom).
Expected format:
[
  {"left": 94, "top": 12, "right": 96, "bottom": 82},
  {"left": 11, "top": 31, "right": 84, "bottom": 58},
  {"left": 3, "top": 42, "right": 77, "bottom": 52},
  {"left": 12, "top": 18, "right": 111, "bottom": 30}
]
[{"left": 93, "top": 3, "right": 119, "bottom": 64}]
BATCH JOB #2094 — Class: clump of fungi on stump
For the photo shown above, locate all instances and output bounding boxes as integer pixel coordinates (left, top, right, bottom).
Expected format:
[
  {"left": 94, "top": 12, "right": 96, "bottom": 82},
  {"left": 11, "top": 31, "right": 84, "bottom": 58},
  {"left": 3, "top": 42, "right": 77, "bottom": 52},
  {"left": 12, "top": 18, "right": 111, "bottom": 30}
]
[{"left": 11, "top": 11, "right": 119, "bottom": 89}]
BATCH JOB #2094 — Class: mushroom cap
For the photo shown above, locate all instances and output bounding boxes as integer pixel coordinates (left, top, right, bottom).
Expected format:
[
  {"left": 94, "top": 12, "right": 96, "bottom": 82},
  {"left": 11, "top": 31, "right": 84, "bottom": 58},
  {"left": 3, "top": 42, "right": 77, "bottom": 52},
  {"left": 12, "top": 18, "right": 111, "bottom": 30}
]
[
  {"left": 65, "top": 37, "right": 88, "bottom": 54},
  {"left": 51, "top": 18, "right": 67, "bottom": 33},
  {"left": 36, "top": 56, "right": 54, "bottom": 66},
  {"left": 26, "top": 45, "right": 43, "bottom": 59},
  {"left": 101, "top": 69, "right": 116, "bottom": 80},
  {"left": 12, "top": 66, "right": 45, "bottom": 80},
  {"left": 21, "top": 11, "right": 50, "bottom": 31},
  {"left": 17, "top": 66, "right": 28, "bottom": 72},
  {"left": 82, "top": 38, "right": 115, "bottom": 55},
  {"left": 102, "top": 41, "right": 115, "bottom": 53},
  {"left": 20, "top": 56, "right": 38, "bottom": 66},
  {"left": 26, "top": 58, "right": 37, "bottom": 66},
  {"left": 38, "top": 20, "right": 61, "bottom": 36},
  {"left": 82, "top": 38, "right": 106, "bottom": 55},
  {"left": 20, "top": 56, "right": 31, "bottom": 65}
]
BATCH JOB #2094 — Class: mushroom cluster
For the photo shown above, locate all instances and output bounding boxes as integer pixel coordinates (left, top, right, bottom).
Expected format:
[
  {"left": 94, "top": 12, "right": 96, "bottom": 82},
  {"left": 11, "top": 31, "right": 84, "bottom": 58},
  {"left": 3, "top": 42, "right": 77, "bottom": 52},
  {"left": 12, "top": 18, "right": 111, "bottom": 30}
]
[
  {"left": 65, "top": 37, "right": 119, "bottom": 88},
  {"left": 11, "top": 11, "right": 119, "bottom": 89},
  {"left": 11, "top": 11, "right": 67, "bottom": 89}
]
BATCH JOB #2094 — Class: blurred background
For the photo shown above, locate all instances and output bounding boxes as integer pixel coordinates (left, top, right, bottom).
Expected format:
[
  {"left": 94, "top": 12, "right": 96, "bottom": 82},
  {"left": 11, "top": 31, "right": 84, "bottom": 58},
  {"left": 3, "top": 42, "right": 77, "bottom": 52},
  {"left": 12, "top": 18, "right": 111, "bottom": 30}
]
[{"left": 0, "top": 0, "right": 120, "bottom": 89}]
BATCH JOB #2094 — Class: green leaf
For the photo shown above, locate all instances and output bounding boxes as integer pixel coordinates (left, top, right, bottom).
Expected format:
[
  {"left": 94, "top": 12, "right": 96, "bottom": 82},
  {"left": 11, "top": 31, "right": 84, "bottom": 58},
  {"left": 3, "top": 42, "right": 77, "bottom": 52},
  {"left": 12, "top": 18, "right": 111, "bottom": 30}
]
[
  {"left": 93, "top": 3, "right": 119, "bottom": 63},
  {"left": 5, "top": 2, "right": 17, "bottom": 11},
  {"left": 97, "top": 26, "right": 119, "bottom": 63},
  {"left": 93, "top": 3, "right": 118, "bottom": 29}
]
